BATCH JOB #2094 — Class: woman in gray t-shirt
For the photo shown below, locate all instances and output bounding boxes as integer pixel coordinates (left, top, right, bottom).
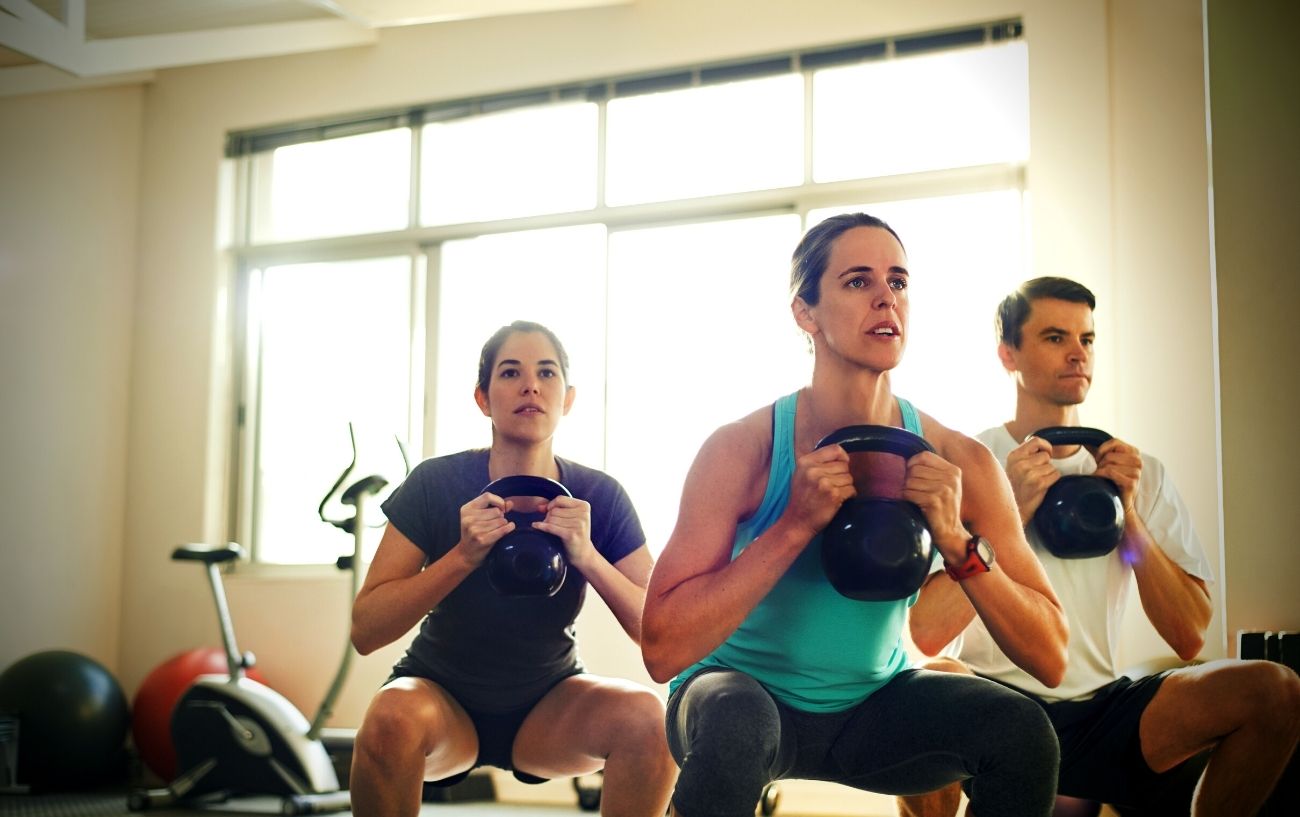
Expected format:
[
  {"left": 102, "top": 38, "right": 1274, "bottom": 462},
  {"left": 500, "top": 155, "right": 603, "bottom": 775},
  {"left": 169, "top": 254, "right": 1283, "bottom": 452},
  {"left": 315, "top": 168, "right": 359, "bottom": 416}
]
[{"left": 348, "top": 321, "right": 675, "bottom": 817}]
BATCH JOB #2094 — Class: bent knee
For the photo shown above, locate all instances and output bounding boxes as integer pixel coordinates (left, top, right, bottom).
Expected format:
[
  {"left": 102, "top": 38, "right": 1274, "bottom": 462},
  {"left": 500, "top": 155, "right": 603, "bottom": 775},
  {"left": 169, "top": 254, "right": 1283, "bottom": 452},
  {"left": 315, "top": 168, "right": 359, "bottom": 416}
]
[
  {"left": 987, "top": 691, "right": 1058, "bottom": 758},
  {"left": 357, "top": 701, "right": 427, "bottom": 757},
  {"left": 606, "top": 687, "right": 671, "bottom": 749},
  {"left": 688, "top": 676, "right": 777, "bottom": 734},
  {"left": 677, "top": 673, "right": 780, "bottom": 758},
  {"left": 357, "top": 687, "right": 463, "bottom": 757},
  {"left": 1254, "top": 662, "right": 1300, "bottom": 737}
]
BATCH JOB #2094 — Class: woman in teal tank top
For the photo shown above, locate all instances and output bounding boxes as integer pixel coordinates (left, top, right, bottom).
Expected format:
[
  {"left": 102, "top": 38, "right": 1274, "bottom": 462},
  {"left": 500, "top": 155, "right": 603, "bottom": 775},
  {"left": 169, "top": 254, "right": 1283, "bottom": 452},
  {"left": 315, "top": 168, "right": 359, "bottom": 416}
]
[
  {"left": 642, "top": 214, "right": 1069, "bottom": 817},
  {"left": 668, "top": 392, "right": 924, "bottom": 713}
]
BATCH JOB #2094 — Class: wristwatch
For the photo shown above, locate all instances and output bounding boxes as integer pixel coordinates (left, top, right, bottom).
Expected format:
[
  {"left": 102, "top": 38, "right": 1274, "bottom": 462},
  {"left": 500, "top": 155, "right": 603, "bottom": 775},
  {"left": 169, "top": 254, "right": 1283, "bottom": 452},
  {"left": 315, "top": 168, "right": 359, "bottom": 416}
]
[{"left": 945, "top": 535, "right": 995, "bottom": 581}]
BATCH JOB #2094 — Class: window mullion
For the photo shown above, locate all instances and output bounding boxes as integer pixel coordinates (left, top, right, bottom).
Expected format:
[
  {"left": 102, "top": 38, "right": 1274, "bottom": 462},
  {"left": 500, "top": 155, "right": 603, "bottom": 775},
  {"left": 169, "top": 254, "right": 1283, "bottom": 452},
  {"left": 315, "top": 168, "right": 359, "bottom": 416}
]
[{"left": 408, "top": 125, "right": 423, "bottom": 229}]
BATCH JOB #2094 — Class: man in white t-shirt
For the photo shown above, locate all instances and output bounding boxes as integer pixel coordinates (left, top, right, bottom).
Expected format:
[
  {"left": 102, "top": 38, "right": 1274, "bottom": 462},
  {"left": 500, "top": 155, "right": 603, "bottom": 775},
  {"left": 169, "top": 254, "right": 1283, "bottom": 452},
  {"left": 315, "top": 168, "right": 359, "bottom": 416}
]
[{"left": 899, "top": 277, "right": 1300, "bottom": 816}]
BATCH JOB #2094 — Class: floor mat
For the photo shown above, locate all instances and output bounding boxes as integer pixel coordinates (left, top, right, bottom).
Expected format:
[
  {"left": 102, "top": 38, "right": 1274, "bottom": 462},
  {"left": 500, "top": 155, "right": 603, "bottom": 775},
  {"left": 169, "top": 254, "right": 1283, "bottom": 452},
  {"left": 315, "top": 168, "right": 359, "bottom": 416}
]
[{"left": 0, "top": 792, "right": 131, "bottom": 817}]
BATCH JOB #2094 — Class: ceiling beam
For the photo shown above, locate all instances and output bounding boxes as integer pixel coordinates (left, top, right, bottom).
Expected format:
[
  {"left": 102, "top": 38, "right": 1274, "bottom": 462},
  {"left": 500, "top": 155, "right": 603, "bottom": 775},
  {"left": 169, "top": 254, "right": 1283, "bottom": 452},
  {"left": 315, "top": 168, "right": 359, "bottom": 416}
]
[
  {"left": 78, "top": 18, "right": 378, "bottom": 76},
  {"left": 0, "top": 0, "right": 83, "bottom": 74},
  {"left": 0, "top": 3, "right": 377, "bottom": 78},
  {"left": 61, "top": 0, "right": 84, "bottom": 40},
  {"left": 0, "top": 0, "right": 632, "bottom": 86},
  {"left": 324, "top": 0, "right": 631, "bottom": 27}
]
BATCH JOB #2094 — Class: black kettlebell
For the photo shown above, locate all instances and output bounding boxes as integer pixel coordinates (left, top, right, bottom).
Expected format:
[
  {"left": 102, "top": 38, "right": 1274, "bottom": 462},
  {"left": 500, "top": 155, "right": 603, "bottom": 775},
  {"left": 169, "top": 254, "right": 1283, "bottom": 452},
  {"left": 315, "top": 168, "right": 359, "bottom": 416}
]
[
  {"left": 815, "top": 425, "right": 936, "bottom": 602},
  {"left": 1031, "top": 427, "right": 1125, "bottom": 559},
  {"left": 481, "top": 475, "right": 571, "bottom": 597}
]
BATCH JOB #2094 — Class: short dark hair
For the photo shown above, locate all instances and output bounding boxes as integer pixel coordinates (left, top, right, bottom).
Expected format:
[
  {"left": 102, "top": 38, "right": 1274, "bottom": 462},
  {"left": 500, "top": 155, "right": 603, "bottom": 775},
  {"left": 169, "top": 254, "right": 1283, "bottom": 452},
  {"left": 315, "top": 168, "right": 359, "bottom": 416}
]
[
  {"left": 476, "top": 320, "right": 571, "bottom": 393},
  {"left": 995, "top": 277, "right": 1097, "bottom": 348},
  {"left": 790, "top": 213, "right": 905, "bottom": 306}
]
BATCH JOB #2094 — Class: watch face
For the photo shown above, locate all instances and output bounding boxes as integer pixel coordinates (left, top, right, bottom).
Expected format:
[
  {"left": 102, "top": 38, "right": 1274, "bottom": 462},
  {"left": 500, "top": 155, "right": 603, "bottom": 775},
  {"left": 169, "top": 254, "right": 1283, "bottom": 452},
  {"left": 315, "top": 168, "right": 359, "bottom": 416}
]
[{"left": 976, "top": 537, "right": 995, "bottom": 566}]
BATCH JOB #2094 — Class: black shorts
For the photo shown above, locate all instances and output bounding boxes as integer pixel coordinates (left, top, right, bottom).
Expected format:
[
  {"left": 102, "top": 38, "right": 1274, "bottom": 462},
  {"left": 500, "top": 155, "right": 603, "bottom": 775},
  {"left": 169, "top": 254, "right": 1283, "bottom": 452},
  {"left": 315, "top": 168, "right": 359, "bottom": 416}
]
[
  {"left": 996, "top": 672, "right": 1209, "bottom": 814},
  {"left": 386, "top": 666, "right": 578, "bottom": 786}
]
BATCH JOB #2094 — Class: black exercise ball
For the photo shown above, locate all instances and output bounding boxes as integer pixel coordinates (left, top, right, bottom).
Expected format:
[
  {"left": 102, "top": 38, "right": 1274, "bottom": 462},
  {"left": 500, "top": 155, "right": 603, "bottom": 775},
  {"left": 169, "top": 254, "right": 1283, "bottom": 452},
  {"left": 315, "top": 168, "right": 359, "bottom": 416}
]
[{"left": 0, "top": 650, "right": 130, "bottom": 790}]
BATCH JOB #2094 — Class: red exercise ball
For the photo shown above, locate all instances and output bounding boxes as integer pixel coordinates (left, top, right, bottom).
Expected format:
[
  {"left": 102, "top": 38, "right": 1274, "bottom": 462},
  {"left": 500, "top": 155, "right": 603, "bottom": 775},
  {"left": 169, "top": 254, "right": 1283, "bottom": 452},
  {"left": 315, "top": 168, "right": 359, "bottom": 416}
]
[{"left": 130, "top": 647, "right": 268, "bottom": 781}]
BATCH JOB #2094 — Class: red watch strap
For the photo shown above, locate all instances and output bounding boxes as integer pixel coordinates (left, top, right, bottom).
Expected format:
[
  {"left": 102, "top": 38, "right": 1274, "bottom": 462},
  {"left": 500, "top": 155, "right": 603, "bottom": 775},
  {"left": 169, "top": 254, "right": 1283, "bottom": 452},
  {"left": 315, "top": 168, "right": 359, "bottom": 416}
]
[{"left": 945, "top": 536, "right": 991, "bottom": 582}]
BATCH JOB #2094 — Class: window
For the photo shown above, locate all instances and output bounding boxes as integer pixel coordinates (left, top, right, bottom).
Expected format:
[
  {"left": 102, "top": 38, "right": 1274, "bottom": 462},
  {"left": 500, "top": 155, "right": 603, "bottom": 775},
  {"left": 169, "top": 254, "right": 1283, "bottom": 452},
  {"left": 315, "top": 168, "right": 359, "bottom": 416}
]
[
  {"left": 250, "top": 129, "right": 411, "bottom": 243},
  {"left": 240, "top": 257, "right": 419, "bottom": 564},
  {"left": 421, "top": 103, "right": 598, "bottom": 225},
  {"left": 813, "top": 42, "right": 1030, "bottom": 181},
  {"left": 433, "top": 225, "right": 608, "bottom": 466},
  {"left": 605, "top": 74, "right": 805, "bottom": 205},
  {"left": 231, "top": 23, "right": 1029, "bottom": 564},
  {"left": 605, "top": 214, "right": 810, "bottom": 550}
]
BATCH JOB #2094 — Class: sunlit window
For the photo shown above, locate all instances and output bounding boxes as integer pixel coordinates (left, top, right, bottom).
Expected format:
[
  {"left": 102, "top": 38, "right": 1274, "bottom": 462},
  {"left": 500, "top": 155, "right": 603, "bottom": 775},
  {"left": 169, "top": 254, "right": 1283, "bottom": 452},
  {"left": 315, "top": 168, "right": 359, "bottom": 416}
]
[
  {"left": 249, "top": 257, "right": 415, "bottom": 564},
  {"left": 605, "top": 75, "right": 804, "bottom": 205},
  {"left": 434, "top": 225, "right": 608, "bottom": 467},
  {"left": 605, "top": 215, "right": 809, "bottom": 551},
  {"left": 421, "top": 103, "right": 598, "bottom": 225},
  {"left": 813, "top": 42, "right": 1029, "bottom": 181},
  {"left": 232, "top": 25, "right": 1031, "bottom": 564},
  {"left": 251, "top": 129, "right": 411, "bottom": 242}
]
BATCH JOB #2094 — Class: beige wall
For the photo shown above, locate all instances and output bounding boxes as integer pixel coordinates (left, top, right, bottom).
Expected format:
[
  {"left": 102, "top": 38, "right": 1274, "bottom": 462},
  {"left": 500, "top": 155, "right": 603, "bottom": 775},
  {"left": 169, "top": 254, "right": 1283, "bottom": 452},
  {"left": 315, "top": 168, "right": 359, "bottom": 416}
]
[
  {"left": 0, "top": 85, "right": 142, "bottom": 672},
  {"left": 1107, "top": 0, "right": 1223, "bottom": 663},
  {"left": 1206, "top": 0, "right": 1300, "bottom": 646},
  {"left": 4, "top": 0, "right": 1271, "bottom": 811}
]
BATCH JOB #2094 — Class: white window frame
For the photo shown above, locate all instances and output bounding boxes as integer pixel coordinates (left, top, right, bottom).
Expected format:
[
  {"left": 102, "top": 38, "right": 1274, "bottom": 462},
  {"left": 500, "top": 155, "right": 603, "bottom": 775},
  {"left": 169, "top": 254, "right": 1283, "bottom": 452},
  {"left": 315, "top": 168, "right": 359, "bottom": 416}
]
[{"left": 227, "top": 25, "right": 1028, "bottom": 566}]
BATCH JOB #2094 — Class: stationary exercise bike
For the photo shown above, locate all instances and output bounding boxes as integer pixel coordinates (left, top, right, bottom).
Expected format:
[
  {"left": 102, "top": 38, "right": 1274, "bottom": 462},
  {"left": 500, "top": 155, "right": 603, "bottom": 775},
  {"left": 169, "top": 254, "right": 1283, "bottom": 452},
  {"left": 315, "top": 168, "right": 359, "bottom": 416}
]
[{"left": 130, "top": 425, "right": 405, "bottom": 815}]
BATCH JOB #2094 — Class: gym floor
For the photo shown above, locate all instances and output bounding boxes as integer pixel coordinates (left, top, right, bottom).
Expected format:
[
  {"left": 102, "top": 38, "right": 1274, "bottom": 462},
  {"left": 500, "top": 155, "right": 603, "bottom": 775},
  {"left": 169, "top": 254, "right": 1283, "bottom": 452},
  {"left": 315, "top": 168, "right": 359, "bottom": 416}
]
[{"left": 0, "top": 793, "right": 585, "bottom": 817}]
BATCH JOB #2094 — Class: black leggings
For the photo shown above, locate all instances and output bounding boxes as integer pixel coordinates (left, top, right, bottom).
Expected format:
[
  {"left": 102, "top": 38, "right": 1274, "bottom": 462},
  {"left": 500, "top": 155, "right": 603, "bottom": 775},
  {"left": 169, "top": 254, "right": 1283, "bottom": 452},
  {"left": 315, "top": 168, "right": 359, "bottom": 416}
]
[{"left": 666, "top": 667, "right": 1060, "bottom": 817}]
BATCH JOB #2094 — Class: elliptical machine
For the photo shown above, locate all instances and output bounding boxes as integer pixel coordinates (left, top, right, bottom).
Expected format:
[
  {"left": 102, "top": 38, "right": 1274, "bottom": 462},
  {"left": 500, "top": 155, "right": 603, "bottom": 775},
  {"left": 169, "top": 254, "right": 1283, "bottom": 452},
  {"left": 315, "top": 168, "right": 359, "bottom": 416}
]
[{"left": 130, "top": 425, "right": 404, "bottom": 815}]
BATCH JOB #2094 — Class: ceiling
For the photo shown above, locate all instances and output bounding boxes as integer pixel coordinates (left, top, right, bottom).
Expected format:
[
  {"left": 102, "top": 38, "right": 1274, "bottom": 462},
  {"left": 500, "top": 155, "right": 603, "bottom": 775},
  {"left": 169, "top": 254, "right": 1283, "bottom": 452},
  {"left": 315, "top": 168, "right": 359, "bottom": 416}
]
[{"left": 0, "top": 0, "right": 629, "bottom": 92}]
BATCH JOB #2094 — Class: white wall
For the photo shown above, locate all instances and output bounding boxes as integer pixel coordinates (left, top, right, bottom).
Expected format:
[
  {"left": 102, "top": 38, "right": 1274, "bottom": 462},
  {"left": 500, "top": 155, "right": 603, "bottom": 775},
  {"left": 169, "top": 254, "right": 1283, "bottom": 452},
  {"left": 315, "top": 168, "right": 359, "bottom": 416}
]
[
  {"left": 1206, "top": 0, "right": 1300, "bottom": 646},
  {"left": 0, "top": 84, "right": 141, "bottom": 673},
  {"left": 2, "top": 0, "right": 1249, "bottom": 813},
  {"left": 1106, "top": 0, "right": 1223, "bottom": 665}
]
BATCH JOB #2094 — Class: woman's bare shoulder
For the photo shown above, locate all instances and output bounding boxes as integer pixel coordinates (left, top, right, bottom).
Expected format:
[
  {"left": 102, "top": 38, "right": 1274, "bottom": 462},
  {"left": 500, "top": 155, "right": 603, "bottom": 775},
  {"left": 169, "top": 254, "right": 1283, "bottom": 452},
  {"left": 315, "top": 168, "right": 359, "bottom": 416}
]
[{"left": 699, "top": 404, "right": 774, "bottom": 459}]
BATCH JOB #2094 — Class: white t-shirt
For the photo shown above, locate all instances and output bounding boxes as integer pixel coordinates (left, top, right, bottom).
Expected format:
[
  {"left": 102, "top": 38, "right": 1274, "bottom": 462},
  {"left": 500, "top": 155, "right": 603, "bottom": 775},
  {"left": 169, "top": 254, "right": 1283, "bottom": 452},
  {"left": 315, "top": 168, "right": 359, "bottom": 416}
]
[{"left": 951, "top": 425, "right": 1213, "bottom": 702}]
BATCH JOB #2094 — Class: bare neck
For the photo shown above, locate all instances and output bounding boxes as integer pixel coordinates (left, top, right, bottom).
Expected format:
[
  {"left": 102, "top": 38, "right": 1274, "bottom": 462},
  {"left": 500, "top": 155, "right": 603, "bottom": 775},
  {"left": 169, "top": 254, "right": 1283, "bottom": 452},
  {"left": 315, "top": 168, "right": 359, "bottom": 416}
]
[
  {"left": 487, "top": 438, "right": 559, "bottom": 481},
  {"left": 1004, "top": 392, "right": 1080, "bottom": 444},
  {"left": 798, "top": 367, "right": 898, "bottom": 452}
]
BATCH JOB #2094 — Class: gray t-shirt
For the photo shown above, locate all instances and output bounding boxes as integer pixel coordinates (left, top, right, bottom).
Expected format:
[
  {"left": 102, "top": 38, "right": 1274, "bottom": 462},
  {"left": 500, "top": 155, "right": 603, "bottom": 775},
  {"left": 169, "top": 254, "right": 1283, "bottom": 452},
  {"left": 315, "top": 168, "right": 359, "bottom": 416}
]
[{"left": 382, "top": 449, "right": 645, "bottom": 713}]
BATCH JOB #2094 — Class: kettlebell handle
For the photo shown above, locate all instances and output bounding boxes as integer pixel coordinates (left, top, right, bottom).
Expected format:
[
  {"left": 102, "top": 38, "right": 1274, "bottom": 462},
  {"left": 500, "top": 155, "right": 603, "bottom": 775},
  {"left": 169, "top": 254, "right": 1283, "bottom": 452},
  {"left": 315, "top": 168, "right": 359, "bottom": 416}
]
[
  {"left": 814, "top": 425, "right": 935, "bottom": 460},
  {"left": 481, "top": 475, "right": 572, "bottom": 503},
  {"left": 1032, "top": 427, "right": 1113, "bottom": 449}
]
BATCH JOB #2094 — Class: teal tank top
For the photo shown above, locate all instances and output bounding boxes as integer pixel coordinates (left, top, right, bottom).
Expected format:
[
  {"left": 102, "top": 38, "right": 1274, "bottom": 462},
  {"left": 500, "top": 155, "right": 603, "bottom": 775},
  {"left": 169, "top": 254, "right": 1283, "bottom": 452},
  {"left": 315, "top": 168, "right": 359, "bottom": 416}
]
[{"left": 669, "top": 392, "right": 926, "bottom": 713}]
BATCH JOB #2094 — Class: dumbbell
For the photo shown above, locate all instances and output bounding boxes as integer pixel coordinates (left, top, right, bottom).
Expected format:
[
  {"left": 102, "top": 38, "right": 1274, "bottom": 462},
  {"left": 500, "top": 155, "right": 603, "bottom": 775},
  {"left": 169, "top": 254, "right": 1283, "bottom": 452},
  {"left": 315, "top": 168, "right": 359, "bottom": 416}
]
[
  {"left": 481, "top": 475, "right": 571, "bottom": 597},
  {"left": 814, "top": 425, "right": 936, "bottom": 601},
  {"left": 1031, "top": 427, "right": 1124, "bottom": 559}
]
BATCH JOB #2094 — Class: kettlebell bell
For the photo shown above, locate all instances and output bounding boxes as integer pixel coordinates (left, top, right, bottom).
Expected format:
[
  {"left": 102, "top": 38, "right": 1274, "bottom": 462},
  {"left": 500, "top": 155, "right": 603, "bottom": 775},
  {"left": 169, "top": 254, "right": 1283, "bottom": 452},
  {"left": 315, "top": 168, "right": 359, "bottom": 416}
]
[
  {"left": 814, "top": 425, "right": 936, "bottom": 602},
  {"left": 1031, "top": 427, "right": 1125, "bottom": 559},
  {"left": 481, "top": 475, "right": 571, "bottom": 597}
]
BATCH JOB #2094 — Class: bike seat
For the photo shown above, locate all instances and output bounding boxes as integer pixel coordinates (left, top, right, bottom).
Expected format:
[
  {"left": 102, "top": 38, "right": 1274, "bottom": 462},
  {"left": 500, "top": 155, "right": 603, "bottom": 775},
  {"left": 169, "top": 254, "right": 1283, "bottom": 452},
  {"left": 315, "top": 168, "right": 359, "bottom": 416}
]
[{"left": 171, "top": 542, "right": 244, "bottom": 564}]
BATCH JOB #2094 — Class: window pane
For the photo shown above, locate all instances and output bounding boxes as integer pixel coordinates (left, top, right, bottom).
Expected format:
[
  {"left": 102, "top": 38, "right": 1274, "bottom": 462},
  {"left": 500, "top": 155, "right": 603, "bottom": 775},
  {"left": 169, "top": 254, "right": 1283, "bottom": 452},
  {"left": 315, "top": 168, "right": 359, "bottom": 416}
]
[
  {"left": 252, "top": 129, "right": 411, "bottom": 242},
  {"left": 808, "top": 190, "right": 1026, "bottom": 436},
  {"left": 605, "top": 214, "right": 807, "bottom": 553},
  {"left": 434, "top": 225, "right": 607, "bottom": 466},
  {"left": 813, "top": 42, "right": 1028, "bottom": 182},
  {"left": 606, "top": 75, "right": 804, "bottom": 206},
  {"left": 421, "top": 103, "right": 598, "bottom": 225},
  {"left": 254, "top": 257, "right": 413, "bottom": 564}
]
